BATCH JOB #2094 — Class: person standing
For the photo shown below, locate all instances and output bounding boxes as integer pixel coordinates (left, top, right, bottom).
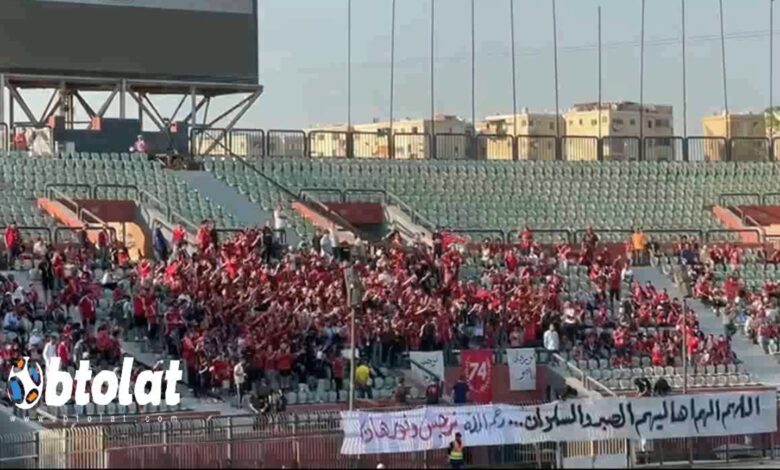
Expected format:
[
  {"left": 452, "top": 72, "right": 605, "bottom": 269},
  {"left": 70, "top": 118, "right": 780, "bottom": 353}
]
[
  {"left": 97, "top": 226, "right": 111, "bottom": 268},
  {"left": 448, "top": 432, "right": 465, "bottom": 469},
  {"left": 4, "top": 223, "right": 20, "bottom": 269},
  {"left": 234, "top": 359, "right": 247, "bottom": 408},
  {"left": 153, "top": 227, "right": 170, "bottom": 263},
  {"left": 452, "top": 375, "right": 469, "bottom": 405},
  {"left": 543, "top": 324, "right": 560, "bottom": 353},
  {"left": 172, "top": 224, "right": 187, "bottom": 255},
  {"left": 261, "top": 224, "right": 274, "bottom": 264},
  {"left": 273, "top": 205, "right": 287, "bottom": 236}
]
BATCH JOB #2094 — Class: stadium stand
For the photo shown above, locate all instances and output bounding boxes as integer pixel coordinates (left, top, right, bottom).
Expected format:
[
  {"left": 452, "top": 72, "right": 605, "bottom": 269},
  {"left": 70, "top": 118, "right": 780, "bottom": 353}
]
[
  {"left": 0, "top": 151, "right": 236, "bottom": 229},
  {"left": 241, "top": 159, "right": 780, "bottom": 240},
  {"left": 0, "top": 148, "right": 774, "bottom": 425},
  {"left": 203, "top": 157, "right": 318, "bottom": 240}
]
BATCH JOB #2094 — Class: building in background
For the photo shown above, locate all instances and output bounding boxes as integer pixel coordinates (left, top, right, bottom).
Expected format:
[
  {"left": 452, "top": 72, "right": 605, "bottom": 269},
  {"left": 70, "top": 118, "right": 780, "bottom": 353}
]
[
  {"left": 306, "top": 115, "right": 473, "bottom": 159},
  {"left": 193, "top": 130, "right": 266, "bottom": 158},
  {"left": 476, "top": 111, "right": 561, "bottom": 160},
  {"left": 702, "top": 112, "right": 769, "bottom": 161},
  {"left": 563, "top": 102, "right": 675, "bottom": 161}
]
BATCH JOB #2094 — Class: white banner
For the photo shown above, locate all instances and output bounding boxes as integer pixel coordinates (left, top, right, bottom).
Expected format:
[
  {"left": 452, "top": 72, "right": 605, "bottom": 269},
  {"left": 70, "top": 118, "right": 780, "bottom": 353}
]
[
  {"left": 340, "top": 391, "right": 777, "bottom": 455},
  {"left": 507, "top": 348, "right": 536, "bottom": 391},
  {"left": 408, "top": 351, "right": 444, "bottom": 384}
]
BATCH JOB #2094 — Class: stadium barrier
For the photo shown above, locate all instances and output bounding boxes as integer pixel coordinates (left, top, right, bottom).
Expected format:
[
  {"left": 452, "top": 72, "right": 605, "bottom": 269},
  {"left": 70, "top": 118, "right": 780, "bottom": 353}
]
[
  {"left": 189, "top": 130, "right": 780, "bottom": 163},
  {"left": 2, "top": 402, "right": 779, "bottom": 469}
]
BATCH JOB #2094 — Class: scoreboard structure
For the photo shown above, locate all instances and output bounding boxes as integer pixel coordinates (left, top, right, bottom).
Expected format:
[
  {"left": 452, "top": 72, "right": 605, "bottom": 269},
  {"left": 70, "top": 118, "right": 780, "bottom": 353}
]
[{"left": 0, "top": 0, "right": 262, "bottom": 155}]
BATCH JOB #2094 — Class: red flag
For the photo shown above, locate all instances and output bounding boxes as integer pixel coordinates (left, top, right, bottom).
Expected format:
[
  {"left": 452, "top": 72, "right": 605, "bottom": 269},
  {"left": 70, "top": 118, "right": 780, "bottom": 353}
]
[
  {"left": 461, "top": 350, "right": 493, "bottom": 404},
  {"left": 441, "top": 231, "right": 468, "bottom": 251}
]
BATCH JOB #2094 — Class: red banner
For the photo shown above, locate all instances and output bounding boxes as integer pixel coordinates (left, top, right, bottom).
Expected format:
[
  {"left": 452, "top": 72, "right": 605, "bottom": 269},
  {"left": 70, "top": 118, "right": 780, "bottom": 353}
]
[{"left": 461, "top": 350, "right": 493, "bottom": 404}]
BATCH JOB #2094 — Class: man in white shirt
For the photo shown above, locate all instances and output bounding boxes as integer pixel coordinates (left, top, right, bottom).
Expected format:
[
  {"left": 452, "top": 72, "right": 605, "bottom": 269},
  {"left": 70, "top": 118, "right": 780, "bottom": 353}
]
[
  {"left": 32, "top": 238, "right": 48, "bottom": 258},
  {"left": 42, "top": 336, "right": 57, "bottom": 367},
  {"left": 272, "top": 206, "right": 287, "bottom": 232},
  {"left": 234, "top": 360, "right": 247, "bottom": 408},
  {"left": 543, "top": 324, "right": 560, "bottom": 352}
]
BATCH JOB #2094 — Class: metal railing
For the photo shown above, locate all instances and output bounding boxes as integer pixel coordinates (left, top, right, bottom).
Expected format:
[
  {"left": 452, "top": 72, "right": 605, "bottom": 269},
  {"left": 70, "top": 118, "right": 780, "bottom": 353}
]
[
  {"left": 551, "top": 352, "right": 617, "bottom": 397},
  {"left": 190, "top": 129, "right": 780, "bottom": 162}
]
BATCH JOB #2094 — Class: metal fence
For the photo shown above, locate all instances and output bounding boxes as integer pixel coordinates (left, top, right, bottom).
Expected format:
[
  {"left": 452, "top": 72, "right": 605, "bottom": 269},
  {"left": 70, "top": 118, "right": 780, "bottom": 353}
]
[
  {"left": 189, "top": 129, "right": 780, "bottom": 163},
  {"left": 2, "top": 406, "right": 779, "bottom": 469}
]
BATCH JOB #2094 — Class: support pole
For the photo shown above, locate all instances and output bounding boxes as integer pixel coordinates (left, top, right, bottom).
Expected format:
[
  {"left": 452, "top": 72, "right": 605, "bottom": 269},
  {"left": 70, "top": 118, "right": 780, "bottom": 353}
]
[
  {"left": 389, "top": 0, "right": 397, "bottom": 149},
  {"left": 349, "top": 305, "right": 356, "bottom": 411},
  {"left": 771, "top": 0, "right": 775, "bottom": 155},
  {"left": 430, "top": 0, "right": 436, "bottom": 159},
  {"left": 510, "top": 0, "right": 518, "bottom": 149},
  {"left": 719, "top": 0, "right": 729, "bottom": 132},
  {"left": 681, "top": 0, "right": 688, "bottom": 139},
  {"left": 598, "top": 7, "right": 602, "bottom": 140},
  {"left": 119, "top": 79, "right": 127, "bottom": 119},
  {"left": 471, "top": 0, "right": 476, "bottom": 130},
  {"left": 683, "top": 297, "right": 693, "bottom": 466},
  {"left": 347, "top": 0, "right": 353, "bottom": 158},
  {"left": 552, "top": 0, "right": 561, "bottom": 160},
  {"left": 0, "top": 73, "right": 6, "bottom": 126},
  {"left": 639, "top": 0, "right": 646, "bottom": 161},
  {"left": 9, "top": 91, "right": 15, "bottom": 129},
  {"left": 191, "top": 87, "right": 198, "bottom": 133}
]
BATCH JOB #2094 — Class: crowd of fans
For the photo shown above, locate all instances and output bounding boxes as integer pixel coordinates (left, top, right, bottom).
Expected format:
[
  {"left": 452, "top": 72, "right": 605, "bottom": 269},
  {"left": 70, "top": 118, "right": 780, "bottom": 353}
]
[
  {"left": 680, "top": 240, "right": 780, "bottom": 356},
  {"left": 0, "top": 221, "right": 743, "bottom": 413}
]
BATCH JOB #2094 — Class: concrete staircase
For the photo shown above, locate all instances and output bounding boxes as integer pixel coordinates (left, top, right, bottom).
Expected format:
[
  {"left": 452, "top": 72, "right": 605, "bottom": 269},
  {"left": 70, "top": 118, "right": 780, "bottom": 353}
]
[
  {"left": 175, "top": 171, "right": 269, "bottom": 228},
  {"left": 633, "top": 267, "right": 780, "bottom": 388}
]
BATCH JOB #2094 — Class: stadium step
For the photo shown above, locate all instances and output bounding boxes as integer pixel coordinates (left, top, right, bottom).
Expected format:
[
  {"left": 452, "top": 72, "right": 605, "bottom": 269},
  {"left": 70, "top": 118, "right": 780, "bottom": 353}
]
[{"left": 175, "top": 171, "right": 270, "bottom": 228}]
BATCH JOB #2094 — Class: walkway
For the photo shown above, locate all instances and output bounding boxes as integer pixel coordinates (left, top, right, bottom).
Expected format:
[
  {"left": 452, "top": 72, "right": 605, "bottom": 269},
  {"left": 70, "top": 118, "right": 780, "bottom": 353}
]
[{"left": 175, "top": 170, "right": 269, "bottom": 228}]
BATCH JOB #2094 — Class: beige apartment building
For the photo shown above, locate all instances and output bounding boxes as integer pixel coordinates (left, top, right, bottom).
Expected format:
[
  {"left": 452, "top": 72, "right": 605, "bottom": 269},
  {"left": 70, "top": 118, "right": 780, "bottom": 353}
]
[
  {"left": 701, "top": 112, "right": 769, "bottom": 161},
  {"left": 192, "top": 131, "right": 266, "bottom": 158},
  {"left": 476, "top": 112, "right": 561, "bottom": 160},
  {"left": 306, "top": 115, "right": 474, "bottom": 159},
  {"left": 563, "top": 102, "right": 675, "bottom": 161}
]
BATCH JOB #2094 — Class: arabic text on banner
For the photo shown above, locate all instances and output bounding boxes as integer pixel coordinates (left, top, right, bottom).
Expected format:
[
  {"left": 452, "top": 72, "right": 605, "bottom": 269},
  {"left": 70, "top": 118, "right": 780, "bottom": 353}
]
[
  {"left": 461, "top": 350, "right": 493, "bottom": 404},
  {"left": 409, "top": 351, "right": 444, "bottom": 383},
  {"left": 340, "top": 391, "right": 777, "bottom": 455},
  {"left": 507, "top": 348, "right": 536, "bottom": 391}
]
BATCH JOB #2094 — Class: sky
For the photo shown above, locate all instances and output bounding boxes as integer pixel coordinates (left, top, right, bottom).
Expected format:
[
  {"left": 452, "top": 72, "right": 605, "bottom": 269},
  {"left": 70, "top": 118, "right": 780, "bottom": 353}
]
[
  {"left": 11, "top": 0, "right": 780, "bottom": 135},
  {"left": 250, "top": 0, "right": 776, "bottom": 134}
]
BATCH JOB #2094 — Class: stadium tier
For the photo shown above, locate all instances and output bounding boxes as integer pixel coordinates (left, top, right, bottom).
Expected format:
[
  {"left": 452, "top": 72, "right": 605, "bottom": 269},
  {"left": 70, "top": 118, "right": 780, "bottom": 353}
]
[
  {"left": 0, "top": 151, "right": 236, "bottom": 228},
  {"left": 247, "top": 158, "right": 780, "bottom": 240}
]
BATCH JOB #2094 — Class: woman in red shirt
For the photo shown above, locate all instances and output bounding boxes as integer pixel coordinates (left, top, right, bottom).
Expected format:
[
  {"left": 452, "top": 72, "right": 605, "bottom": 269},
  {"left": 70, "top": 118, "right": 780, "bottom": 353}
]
[
  {"left": 331, "top": 353, "right": 345, "bottom": 401},
  {"left": 275, "top": 344, "right": 293, "bottom": 391}
]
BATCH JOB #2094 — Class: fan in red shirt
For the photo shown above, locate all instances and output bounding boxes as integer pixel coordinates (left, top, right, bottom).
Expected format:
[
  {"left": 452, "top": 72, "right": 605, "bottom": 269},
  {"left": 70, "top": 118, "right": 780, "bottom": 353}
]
[
  {"left": 723, "top": 275, "right": 742, "bottom": 302},
  {"left": 172, "top": 224, "right": 187, "bottom": 250},
  {"left": 4, "top": 223, "right": 21, "bottom": 265},
  {"left": 196, "top": 222, "right": 213, "bottom": 253},
  {"left": 210, "top": 356, "right": 232, "bottom": 392},
  {"left": 78, "top": 292, "right": 97, "bottom": 327},
  {"left": 56, "top": 338, "right": 71, "bottom": 369}
]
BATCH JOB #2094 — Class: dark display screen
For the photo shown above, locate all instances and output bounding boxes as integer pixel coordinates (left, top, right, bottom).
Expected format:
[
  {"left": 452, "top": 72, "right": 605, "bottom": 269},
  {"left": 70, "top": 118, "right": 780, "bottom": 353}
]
[{"left": 0, "top": 0, "right": 258, "bottom": 84}]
